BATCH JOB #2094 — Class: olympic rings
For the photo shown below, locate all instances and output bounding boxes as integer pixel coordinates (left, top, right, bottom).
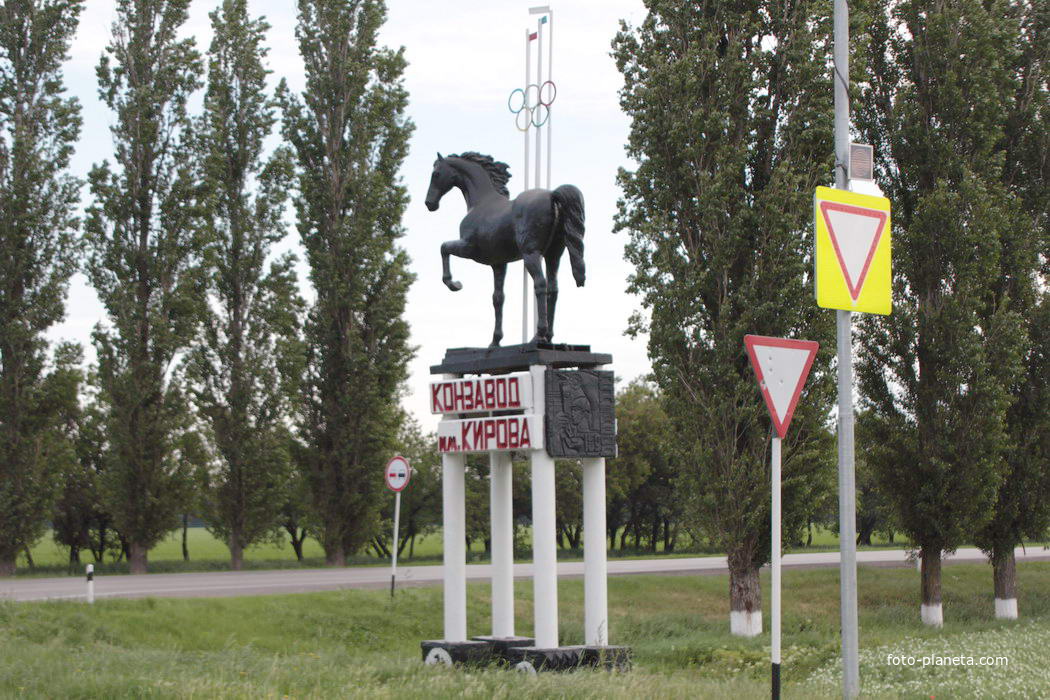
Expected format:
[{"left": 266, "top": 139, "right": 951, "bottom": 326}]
[
  {"left": 539, "top": 80, "right": 557, "bottom": 107},
  {"left": 515, "top": 108, "right": 532, "bottom": 132},
  {"left": 531, "top": 103, "right": 550, "bottom": 128},
  {"left": 507, "top": 88, "right": 525, "bottom": 114},
  {"left": 507, "top": 81, "right": 558, "bottom": 131}
]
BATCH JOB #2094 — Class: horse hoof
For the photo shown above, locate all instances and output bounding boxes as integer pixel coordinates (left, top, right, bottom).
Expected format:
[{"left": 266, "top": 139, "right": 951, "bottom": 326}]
[
  {"left": 444, "top": 279, "right": 462, "bottom": 292},
  {"left": 489, "top": 338, "right": 502, "bottom": 348}
]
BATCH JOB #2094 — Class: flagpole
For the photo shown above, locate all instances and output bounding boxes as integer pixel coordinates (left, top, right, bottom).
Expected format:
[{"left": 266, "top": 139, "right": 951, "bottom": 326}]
[
  {"left": 522, "top": 26, "right": 531, "bottom": 344},
  {"left": 546, "top": 9, "right": 553, "bottom": 190}
]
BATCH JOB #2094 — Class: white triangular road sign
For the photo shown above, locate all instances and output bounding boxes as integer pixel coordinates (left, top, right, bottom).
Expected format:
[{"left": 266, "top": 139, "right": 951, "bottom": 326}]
[
  {"left": 744, "top": 335, "right": 819, "bottom": 438},
  {"left": 820, "top": 201, "right": 887, "bottom": 300}
]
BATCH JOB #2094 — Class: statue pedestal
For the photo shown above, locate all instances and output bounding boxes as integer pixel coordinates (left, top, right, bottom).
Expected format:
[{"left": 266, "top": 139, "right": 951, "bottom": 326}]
[
  {"left": 504, "top": 645, "right": 632, "bottom": 673},
  {"left": 423, "top": 345, "right": 629, "bottom": 673},
  {"left": 430, "top": 342, "right": 611, "bottom": 375}
]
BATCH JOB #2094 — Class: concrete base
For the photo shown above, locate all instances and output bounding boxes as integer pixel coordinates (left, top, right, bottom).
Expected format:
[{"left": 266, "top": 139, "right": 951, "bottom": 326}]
[
  {"left": 420, "top": 640, "right": 491, "bottom": 666},
  {"left": 503, "top": 645, "right": 632, "bottom": 673},
  {"left": 471, "top": 636, "right": 536, "bottom": 663},
  {"left": 995, "top": 598, "right": 1018, "bottom": 620}
]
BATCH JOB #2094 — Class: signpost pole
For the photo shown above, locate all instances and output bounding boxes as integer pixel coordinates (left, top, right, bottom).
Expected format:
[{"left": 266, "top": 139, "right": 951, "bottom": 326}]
[
  {"left": 391, "top": 490, "right": 401, "bottom": 598},
  {"left": 833, "top": 0, "right": 860, "bottom": 693},
  {"left": 771, "top": 436, "right": 782, "bottom": 699}
]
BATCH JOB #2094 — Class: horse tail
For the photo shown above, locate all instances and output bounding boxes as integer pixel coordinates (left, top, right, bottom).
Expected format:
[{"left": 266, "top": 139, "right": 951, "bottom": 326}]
[{"left": 553, "top": 184, "right": 585, "bottom": 287}]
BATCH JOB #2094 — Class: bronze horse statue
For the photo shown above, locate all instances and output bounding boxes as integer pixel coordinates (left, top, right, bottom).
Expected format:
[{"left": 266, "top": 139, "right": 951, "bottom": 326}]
[{"left": 425, "top": 152, "right": 585, "bottom": 346}]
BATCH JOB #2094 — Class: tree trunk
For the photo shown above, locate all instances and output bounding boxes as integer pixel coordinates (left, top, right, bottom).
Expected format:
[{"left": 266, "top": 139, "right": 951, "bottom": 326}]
[
  {"left": 128, "top": 542, "right": 148, "bottom": 574},
  {"left": 992, "top": 546, "right": 1018, "bottom": 619},
  {"left": 23, "top": 546, "right": 34, "bottom": 569},
  {"left": 291, "top": 531, "right": 305, "bottom": 561},
  {"left": 728, "top": 547, "right": 762, "bottom": 636},
  {"left": 325, "top": 545, "right": 346, "bottom": 567},
  {"left": 182, "top": 514, "right": 190, "bottom": 561},
  {"left": 920, "top": 546, "right": 943, "bottom": 626},
  {"left": 0, "top": 554, "right": 15, "bottom": 576},
  {"left": 229, "top": 534, "right": 244, "bottom": 571}
]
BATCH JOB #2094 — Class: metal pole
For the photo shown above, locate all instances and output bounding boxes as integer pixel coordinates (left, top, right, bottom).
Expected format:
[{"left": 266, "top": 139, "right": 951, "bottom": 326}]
[
  {"left": 86, "top": 564, "right": 94, "bottom": 604},
  {"left": 490, "top": 452, "right": 515, "bottom": 637},
  {"left": 583, "top": 457, "right": 609, "bottom": 646},
  {"left": 546, "top": 9, "right": 553, "bottom": 190},
  {"left": 391, "top": 490, "right": 401, "bottom": 598},
  {"left": 771, "top": 437, "right": 782, "bottom": 700},
  {"left": 522, "top": 28, "right": 531, "bottom": 344},
  {"left": 535, "top": 19, "right": 543, "bottom": 189},
  {"left": 834, "top": 0, "right": 860, "bottom": 693}
]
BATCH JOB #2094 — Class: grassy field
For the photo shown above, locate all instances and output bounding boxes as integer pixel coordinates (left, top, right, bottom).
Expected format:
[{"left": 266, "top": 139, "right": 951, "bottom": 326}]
[
  {"left": 17, "top": 525, "right": 906, "bottom": 577},
  {"left": 1, "top": 561, "right": 1048, "bottom": 697}
]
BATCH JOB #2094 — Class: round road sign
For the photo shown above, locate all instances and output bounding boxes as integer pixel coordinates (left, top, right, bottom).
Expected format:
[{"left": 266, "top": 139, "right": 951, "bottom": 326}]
[{"left": 385, "top": 455, "right": 411, "bottom": 492}]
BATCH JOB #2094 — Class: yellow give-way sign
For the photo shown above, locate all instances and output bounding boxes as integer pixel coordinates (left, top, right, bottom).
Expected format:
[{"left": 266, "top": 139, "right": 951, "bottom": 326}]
[{"left": 814, "top": 186, "right": 892, "bottom": 315}]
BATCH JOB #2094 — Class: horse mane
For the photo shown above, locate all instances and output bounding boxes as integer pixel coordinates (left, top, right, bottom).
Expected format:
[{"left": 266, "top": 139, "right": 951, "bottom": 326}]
[{"left": 450, "top": 152, "right": 511, "bottom": 197}]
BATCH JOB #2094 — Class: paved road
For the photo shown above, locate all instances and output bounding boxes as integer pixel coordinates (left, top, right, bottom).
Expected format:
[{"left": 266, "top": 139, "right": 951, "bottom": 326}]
[{"left": 2, "top": 547, "right": 1047, "bottom": 603}]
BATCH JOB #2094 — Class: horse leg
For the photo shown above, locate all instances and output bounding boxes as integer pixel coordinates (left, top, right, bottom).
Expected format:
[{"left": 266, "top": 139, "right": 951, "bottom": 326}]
[
  {"left": 544, "top": 241, "right": 564, "bottom": 343},
  {"left": 523, "top": 252, "right": 549, "bottom": 344},
  {"left": 490, "top": 263, "right": 507, "bottom": 347},
  {"left": 438, "top": 242, "right": 472, "bottom": 291}
]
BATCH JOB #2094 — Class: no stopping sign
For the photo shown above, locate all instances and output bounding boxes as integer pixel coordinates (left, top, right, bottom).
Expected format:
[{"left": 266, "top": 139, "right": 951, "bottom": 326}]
[{"left": 385, "top": 455, "right": 411, "bottom": 492}]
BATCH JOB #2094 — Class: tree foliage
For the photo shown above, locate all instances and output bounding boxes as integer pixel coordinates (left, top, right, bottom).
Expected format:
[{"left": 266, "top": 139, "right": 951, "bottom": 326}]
[
  {"left": 0, "top": 0, "right": 84, "bottom": 575},
  {"left": 613, "top": 0, "right": 837, "bottom": 626},
  {"left": 279, "top": 0, "right": 415, "bottom": 565},
  {"left": 856, "top": 0, "right": 1042, "bottom": 611},
  {"left": 85, "top": 0, "right": 205, "bottom": 573},
  {"left": 187, "top": 0, "right": 301, "bottom": 570}
]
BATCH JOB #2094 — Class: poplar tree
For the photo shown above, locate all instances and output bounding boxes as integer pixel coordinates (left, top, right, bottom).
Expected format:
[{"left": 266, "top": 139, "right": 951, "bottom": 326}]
[
  {"left": 613, "top": 0, "right": 836, "bottom": 635},
  {"left": 85, "top": 0, "right": 204, "bottom": 574},
  {"left": 0, "top": 0, "right": 84, "bottom": 576},
  {"left": 188, "top": 0, "right": 300, "bottom": 571},
  {"left": 279, "top": 0, "right": 414, "bottom": 566},
  {"left": 856, "top": 0, "right": 1036, "bottom": 624},
  {"left": 972, "top": 3, "right": 1048, "bottom": 618}
]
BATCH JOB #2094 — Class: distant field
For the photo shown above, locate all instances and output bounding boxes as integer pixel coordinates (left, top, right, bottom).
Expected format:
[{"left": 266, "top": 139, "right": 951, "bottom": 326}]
[
  {"left": 1, "top": 562, "right": 1048, "bottom": 697},
  {"left": 17, "top": 525, "right": 907, "bottom": 577}
]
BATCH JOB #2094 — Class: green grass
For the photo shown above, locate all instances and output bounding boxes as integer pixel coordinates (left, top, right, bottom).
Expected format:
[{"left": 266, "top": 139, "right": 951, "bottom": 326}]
[{"left": 1, "top": 561, "right": 1048, "bottom": 697}]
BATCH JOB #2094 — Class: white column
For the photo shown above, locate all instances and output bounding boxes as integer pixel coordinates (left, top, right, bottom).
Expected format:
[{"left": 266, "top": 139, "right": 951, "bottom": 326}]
[
  {"left": 442, "top": 450, "right": 468, "bottom": 642},
  {"left": 490, "top": 452, "right": 515, "bottom": 638},
  {"left": 529, "top": 364, "right": 559, "bottom": 648},
  {"left": 582, "top": 457, "right": 608, "bottom": 646}
]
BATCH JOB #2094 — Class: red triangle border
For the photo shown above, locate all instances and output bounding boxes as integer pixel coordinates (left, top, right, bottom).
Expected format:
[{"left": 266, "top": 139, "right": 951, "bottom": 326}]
[
  {"left": 744, "top": 335, "right": 820, "bottom": 439},
  {"left": 819, "top": 201, "right": 887, "bottom": 301}
]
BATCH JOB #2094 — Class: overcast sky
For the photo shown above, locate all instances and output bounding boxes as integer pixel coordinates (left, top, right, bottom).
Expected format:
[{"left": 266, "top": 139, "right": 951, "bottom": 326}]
[{"left": 51, "top": 0, "right": 651, "bottom": 431}]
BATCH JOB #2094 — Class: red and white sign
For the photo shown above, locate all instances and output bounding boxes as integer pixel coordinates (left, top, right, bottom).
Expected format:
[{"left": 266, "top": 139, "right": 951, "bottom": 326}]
[
  {"left": 437, "top": 414, "right": 541, "bottom": 453},
  {"left": 385, "top": 455, "right": 411, "bottom": 492},
  {"left": 429, "top": 372, "right": 533, "bottom": 415},
  {"left": 744, "top": 335, "right": 819, "bottom": 438}
]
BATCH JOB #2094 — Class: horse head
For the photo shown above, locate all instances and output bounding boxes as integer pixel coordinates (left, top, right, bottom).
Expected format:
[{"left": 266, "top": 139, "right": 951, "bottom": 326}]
[{"left": 425, "top": 153, "right": 456, "bottom": 212}]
